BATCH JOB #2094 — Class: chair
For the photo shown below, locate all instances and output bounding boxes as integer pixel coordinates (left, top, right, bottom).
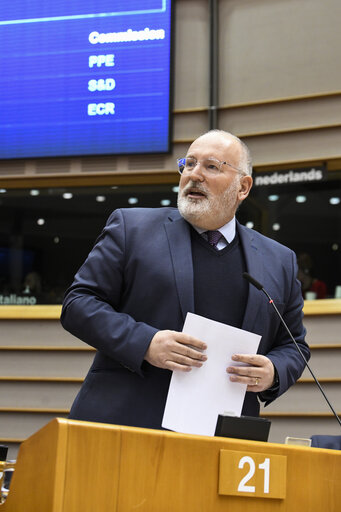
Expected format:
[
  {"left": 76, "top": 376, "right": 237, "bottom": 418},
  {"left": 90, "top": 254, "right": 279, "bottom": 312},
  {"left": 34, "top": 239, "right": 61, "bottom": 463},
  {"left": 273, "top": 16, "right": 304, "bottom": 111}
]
[{"left": 310, "top": 435, "right": 341, "bottom": 450}]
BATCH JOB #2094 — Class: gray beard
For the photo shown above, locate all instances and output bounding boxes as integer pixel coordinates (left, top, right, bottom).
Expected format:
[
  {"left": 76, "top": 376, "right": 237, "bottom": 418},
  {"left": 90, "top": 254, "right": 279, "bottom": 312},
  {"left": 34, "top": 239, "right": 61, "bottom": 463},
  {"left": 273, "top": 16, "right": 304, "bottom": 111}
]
[
  {"left": 177, "top": 180, "right": 240, "bottom": 228},
  {"left": 177, "top": 195, "right": 211, "bottom": 224}
]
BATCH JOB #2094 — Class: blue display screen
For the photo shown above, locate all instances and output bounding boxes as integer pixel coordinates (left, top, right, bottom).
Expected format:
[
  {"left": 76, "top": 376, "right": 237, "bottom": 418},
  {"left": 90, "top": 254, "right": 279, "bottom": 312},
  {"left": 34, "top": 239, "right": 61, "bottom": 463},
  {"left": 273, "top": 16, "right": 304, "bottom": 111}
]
[{"left": 0, "top": 1, "right": 172, "bottom": 158}]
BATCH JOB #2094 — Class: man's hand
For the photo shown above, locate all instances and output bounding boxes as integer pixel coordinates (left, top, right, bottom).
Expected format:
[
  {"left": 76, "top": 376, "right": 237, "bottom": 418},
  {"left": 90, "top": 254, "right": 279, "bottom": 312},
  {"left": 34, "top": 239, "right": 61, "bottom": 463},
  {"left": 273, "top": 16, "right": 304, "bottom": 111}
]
[
  {"left": 226, "top": 354, "right": 275, "bottom": 392},
  {"left": 145, "top": 330, "right": 207, "bottom": 372}
]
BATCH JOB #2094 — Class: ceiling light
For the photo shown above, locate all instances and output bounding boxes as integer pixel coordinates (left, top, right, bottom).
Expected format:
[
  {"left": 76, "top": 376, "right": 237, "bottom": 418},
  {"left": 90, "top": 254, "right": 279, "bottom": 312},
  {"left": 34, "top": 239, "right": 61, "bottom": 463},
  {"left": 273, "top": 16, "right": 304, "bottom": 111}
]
[
  {"left": 37, "top": 218, "right": 45, "bottom": 226},
  {"left": 63, "top": 192, "right": 73, "bottom": 199},
  {"left": 160, "top": 199, "right": 171, "bottom": 206},
  {"left": 329, "top": 197, "right": 340, "bottom": 205},
  {"left": 128, "top": 197, "right": 138, "bottom": 205},
  {"left": 246, "top": 221, "right": 254, "bottom": 229},
  {"left": 0, "top": 189, "right": 6, "bottom": 193},
  {"left": 332, "top": 243, "right": 339, "bottom": 251},
  {"left": 54, "top": 236, "right": 60, "bottom": 244},
  {"left": 30, "top": 189, "right": 40, "bottom": 196},
  {"left": 172, "top": 186, "right": 179, "bottom": 193},
  {"left": 272, "top": 223, "right": 280, "bottom": 231},
  {"left": 296, "top": 195, "right": 306, "bottom": 203},
  {"left": 268, "top": 195, "right": 279, "bottom": 201},
  {"left": 96, "top": 195, "right": 106, "bottom": 202}
]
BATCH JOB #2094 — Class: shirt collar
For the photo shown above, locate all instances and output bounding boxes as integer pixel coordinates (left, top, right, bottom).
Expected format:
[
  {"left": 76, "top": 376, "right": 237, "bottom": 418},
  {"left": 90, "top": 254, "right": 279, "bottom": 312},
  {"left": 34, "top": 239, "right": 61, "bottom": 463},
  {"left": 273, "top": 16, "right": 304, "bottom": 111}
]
[{"left": 191, "top": 217, "right": 236, "bottom": 243}]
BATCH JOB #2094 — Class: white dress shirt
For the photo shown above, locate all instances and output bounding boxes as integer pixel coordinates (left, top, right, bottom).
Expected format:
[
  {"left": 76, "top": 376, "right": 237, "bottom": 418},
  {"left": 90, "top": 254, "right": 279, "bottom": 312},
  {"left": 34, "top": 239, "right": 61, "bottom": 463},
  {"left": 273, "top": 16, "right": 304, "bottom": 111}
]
[{"left": 191, "top": 217, "right": 236, "bottom": 250}]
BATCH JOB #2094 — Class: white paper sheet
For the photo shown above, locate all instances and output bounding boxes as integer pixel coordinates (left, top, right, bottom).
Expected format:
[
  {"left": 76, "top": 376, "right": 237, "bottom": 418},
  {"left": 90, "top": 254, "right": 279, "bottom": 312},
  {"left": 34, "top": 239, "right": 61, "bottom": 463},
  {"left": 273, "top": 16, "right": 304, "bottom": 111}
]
[{"left": 162, "top": 312, "right": 261, "bottom": 436}]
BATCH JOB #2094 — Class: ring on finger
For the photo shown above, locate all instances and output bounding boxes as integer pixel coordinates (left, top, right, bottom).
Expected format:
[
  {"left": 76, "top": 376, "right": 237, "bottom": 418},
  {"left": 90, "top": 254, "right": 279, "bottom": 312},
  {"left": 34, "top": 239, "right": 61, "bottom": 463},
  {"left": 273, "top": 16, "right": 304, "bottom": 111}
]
[{"left": 254, "top": 377, "right": 260, "bottom": 386}]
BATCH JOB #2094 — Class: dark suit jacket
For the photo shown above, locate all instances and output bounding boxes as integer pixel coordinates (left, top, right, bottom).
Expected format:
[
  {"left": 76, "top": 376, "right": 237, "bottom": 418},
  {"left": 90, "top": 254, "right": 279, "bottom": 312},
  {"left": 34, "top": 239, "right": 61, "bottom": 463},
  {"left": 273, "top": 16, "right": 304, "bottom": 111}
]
[{"left": 61, "top": 208, "right": 309, "bottom": 428}]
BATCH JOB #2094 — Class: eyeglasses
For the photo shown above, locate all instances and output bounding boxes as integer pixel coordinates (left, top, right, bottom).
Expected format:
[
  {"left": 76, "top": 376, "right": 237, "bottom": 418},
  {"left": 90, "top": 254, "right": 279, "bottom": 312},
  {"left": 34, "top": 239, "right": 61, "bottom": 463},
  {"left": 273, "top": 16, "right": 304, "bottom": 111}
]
[{"left": 177, "top": 157, "right": 245, "bottom": 176}]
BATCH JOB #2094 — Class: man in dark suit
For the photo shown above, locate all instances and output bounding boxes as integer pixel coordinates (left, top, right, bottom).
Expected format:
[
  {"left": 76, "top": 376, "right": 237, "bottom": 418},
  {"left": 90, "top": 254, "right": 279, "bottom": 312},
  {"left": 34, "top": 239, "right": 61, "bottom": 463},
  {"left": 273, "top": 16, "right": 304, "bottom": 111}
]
[{"left": 61, "top": 129, "right": 309, "bottom": 428}]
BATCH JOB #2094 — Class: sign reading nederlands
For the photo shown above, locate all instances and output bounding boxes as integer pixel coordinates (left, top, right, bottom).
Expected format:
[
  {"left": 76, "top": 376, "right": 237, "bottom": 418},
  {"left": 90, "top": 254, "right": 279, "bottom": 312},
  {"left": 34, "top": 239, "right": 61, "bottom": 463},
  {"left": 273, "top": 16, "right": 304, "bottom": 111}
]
[{"left": 254, "top": 166, "right": 326, "bottom": 187}]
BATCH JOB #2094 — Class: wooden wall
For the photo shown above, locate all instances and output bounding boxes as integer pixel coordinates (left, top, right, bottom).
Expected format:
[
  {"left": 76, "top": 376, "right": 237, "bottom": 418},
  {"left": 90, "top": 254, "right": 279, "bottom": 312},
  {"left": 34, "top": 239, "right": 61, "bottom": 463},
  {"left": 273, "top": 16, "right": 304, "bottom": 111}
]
[{"left": 0, "top": 0, "right": 340, "bottom": 186}]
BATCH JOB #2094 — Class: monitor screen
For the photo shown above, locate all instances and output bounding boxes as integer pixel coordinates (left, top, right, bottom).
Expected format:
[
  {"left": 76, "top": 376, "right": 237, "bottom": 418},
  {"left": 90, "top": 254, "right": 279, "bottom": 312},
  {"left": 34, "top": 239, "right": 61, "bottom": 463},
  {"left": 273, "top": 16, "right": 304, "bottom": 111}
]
[{"left": 0, "top": 0, "right": 172, "bottom": 158}]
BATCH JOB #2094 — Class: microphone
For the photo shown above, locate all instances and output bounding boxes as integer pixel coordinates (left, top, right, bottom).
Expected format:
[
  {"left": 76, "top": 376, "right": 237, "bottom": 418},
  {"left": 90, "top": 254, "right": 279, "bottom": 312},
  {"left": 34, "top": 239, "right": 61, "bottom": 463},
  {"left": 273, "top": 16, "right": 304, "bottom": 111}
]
[{"left": 243, "top": 272, "right": 341, "bottom": 429}]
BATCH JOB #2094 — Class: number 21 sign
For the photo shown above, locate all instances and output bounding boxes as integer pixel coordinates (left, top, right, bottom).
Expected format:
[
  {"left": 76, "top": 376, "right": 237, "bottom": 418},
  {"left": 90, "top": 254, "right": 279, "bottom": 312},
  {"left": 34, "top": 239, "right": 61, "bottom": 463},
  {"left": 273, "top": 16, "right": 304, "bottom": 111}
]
[{"left": 219, "top": 450, "right": 287, "bottom": 499}]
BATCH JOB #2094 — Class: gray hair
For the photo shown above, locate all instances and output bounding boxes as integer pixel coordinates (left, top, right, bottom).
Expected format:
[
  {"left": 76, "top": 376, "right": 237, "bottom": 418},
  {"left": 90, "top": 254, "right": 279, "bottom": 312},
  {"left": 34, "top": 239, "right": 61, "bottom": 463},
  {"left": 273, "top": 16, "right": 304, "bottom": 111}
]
[{"left": 196, "top": 129, "right": 253, "bottom": 176}]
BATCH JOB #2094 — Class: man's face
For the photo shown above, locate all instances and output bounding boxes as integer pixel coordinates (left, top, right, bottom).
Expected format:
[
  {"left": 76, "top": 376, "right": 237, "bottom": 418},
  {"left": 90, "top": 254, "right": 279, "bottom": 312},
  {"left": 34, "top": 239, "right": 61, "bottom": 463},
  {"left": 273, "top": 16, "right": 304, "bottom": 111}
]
[{"left": 177, "top": 133, "right": 252, "bottom": 230}]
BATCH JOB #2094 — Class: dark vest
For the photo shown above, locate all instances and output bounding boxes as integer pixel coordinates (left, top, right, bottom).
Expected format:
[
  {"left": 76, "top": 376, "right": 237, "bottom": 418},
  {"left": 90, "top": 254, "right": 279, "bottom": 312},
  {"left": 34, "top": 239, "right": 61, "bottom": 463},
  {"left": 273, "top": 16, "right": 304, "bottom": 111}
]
[{"left": 191, "top": 228, "right": 248, "bottom": 328}]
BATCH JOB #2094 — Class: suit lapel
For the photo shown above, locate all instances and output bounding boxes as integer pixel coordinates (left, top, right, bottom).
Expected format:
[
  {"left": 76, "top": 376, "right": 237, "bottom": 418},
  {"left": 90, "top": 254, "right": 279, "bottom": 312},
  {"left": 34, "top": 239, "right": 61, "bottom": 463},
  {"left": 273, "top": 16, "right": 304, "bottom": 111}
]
[
  {"left": 164, "top": 212, "right": 194, "bottom": 322},
  {"left": 238, "top": 222, "right": 264, "bottom": 333}
]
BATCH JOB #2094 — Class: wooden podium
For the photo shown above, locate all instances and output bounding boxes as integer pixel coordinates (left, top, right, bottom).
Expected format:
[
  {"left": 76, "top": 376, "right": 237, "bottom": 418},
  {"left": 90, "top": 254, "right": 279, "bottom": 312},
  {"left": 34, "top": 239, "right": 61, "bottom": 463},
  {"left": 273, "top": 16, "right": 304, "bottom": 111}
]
[{"left": 1, "top": 418, "right": 341, "bottom": 511}]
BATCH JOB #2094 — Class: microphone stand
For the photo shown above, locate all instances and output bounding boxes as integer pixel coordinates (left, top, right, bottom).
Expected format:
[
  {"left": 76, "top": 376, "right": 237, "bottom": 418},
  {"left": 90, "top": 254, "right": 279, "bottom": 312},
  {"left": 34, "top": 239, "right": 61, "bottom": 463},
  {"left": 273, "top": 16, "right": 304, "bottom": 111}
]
[{"left": 243, "top": 272, "right": 341, "bottom": 429}]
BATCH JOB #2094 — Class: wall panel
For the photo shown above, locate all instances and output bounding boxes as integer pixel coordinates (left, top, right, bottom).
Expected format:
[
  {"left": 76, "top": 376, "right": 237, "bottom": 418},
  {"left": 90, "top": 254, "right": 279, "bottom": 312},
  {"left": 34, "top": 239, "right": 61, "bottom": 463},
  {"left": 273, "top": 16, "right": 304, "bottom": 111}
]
[
  {"left": 173, "top": 0, "right": 210, "bottom": 110},
  {"left": 219, "top": 0, "right": 341, "bottom": 105},
  {"left": 242, "top": 126, "right": 341, "bottom": 166},
  {"left": 218, "top": 94, "right": 341, "bottom": 138}
]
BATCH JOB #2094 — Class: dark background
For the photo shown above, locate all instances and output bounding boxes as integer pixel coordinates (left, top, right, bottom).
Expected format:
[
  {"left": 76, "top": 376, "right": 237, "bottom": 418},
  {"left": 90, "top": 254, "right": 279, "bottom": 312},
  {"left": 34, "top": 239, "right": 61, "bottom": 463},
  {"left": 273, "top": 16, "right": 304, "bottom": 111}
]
[{"left": 0, "top": 173, "right": 340, "bottom": 302}]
